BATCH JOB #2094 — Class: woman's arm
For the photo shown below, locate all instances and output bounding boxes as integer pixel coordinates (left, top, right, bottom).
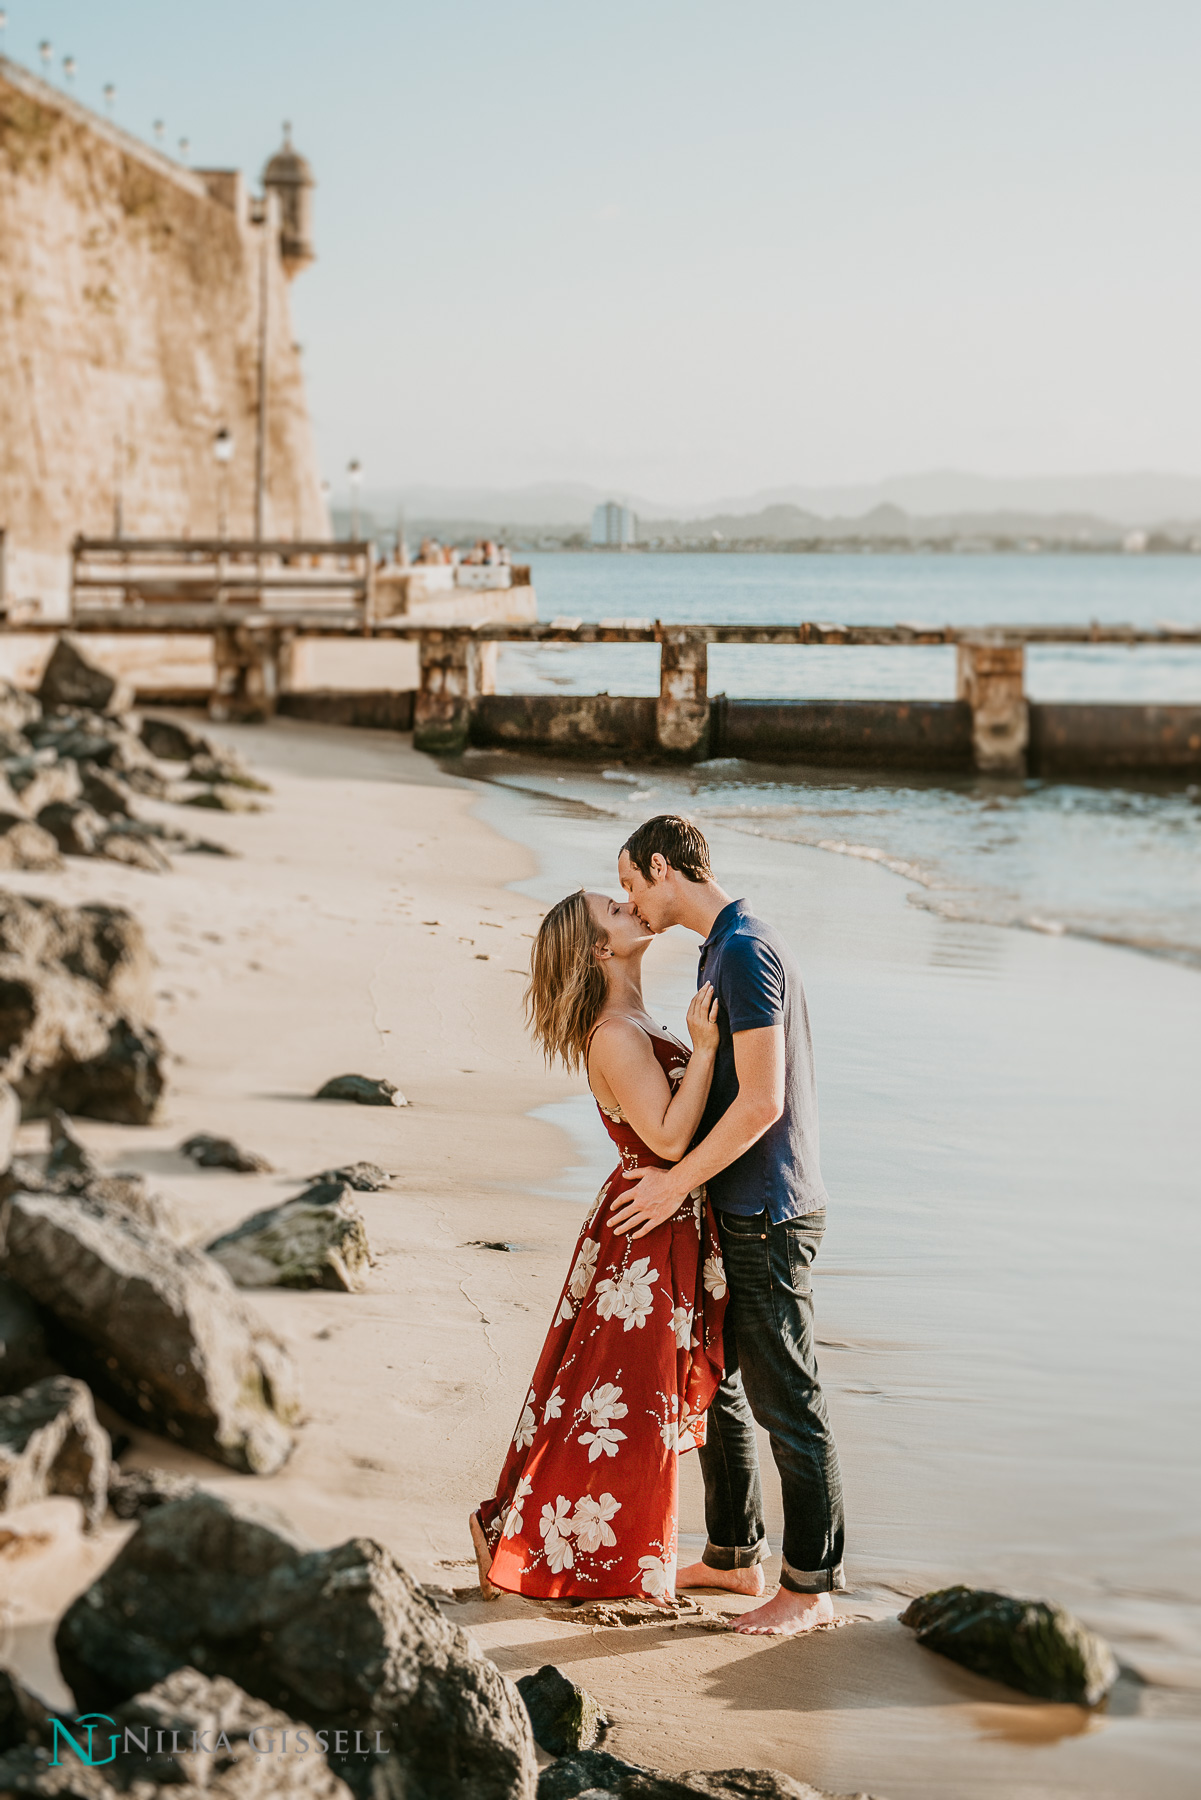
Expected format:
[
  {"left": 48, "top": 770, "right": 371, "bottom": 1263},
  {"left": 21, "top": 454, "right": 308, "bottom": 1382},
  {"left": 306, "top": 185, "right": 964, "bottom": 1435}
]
[{"left": 588, "top": 987, "right": 719, "bottom": 1162}]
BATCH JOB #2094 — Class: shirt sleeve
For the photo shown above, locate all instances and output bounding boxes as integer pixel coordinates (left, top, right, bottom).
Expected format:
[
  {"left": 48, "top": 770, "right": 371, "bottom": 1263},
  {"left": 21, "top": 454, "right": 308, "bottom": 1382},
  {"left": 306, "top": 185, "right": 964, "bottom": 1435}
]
[{"left": 719, "top": 933, "right": 786, "bottom": 1032}]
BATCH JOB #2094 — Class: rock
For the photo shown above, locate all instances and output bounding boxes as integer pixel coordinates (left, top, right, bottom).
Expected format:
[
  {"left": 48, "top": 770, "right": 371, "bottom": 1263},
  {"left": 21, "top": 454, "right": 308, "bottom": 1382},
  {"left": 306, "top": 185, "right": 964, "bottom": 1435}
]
[
  {"left": 206, "top": 1193, "right": 371, "bottom": 1292},
  {"left": 42, "top": 1015, "right": 166, "bottom": 1125},
  {"left": 0, "top": 1374, "right": 110, "bottom": 1529},
  {"left": 107, "top": 1465, "right": 199, "bottom": 1520},
  {"left": 106, "top": 1667, "right": 355, "bottom": 1798},
  {"left": 0, "top": 1665, "right": 356, "bottom": 1800},
  {"left": 37, "top": 638, "right": 134, "bottom": 717},
  {"left": 139, "top": 716, "right": 212, "bottom": 762},
  {"left": 0, "top": 1667, "right": 50, "bottom": 1755},
  {"left": 0, "top": 681, "right": 40, "bottom": 738},
  {"left": 0, "top": 820, "right": 63, "bottom": 872},
  {"left": 47, "top": 1110, "right": 96, "bottom": 1180},
  {"left": 0, "top": 1081, "right": 18, "bottom": 1171},
  {"left": 900, "top": 1585, "right": 1118, "bottom": 1706},
  {"left": 314, "top": 1075, "right": 407, "bottom": 1108},
  {"left": 0, "top": 894, "right": 161, "bottom": 1120},
  {"left": 0, "top": 896, "right": 154, "bottom": 1015},
  {"left": 1, "top": 1146, "right": 183, "bottom": 1243},
  {"left": 537, "top": 1761, "right": 862, "bottom": 1800},
  {"left": 0, "top": 1275, "right": 61, "bottom": 1395},
  {"left": 36, "top": 800, "right": 108, "bottom": 856},
  {"left": 307, "top": 1162, "right": 390, "bottom": 1191},
  {"left": 517, "top": 1666, "right": 608, "bottom": 1756},
  {"left": 80, "top": 766, "right": 136, "bottom": 817},
  {"left": 183, "top": 785, "right": 264, "bottom": 813},
  {"left": 12, "top": 759, "right": 83, "bottom": 816},
  {"left": 55, "top": 1490, "right": 538, "bottom": 1800},
  {"left": 100, "top": 832, "right": 173, "bottom": 873},
  {"left": 0, "top": 1191, "right": 301, "bottom": 1473},
  {"left": 290, "top": 1179, "right": 354, "bottom": 1207},
  {"left": 181, "top": 1133, "right": 273, "bottom": 1174},
  {"left": 187, "top": 748, "right": 270, "bottom": 791}
]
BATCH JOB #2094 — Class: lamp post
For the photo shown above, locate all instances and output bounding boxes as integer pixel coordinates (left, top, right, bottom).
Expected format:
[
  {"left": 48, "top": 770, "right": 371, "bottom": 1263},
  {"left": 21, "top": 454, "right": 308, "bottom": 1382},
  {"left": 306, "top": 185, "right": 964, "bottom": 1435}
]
[
  {"left": 38, "top": 40, "right": 52, "bottom": 75},
  {"left": 0, "top": 15, "right": 8, "bottom": 58},
  {"left": 213, "top": 428, "right": 234, "bottom": 540},
  {"left": 63, "top": 55, "right": 76, "bottom": 86},
  {"left": 103, "top": 83, "right": 116, "bottom": 115},
  {"left": 348, "top": 460, "right": 363, "bottom": 542},
  {"left": 153, "top": 119, "right": 164, "bottom": 146}
]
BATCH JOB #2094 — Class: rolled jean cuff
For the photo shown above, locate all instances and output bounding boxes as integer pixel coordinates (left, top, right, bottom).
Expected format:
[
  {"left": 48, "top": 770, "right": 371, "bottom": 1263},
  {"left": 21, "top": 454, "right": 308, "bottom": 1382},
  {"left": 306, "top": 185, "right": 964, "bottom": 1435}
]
[
  {"left": 702, "top": 1536, "right": 770, "bottom": 1571},
  {"left": 780, "top": 1557, "right": 846, "bottom": 1594}
]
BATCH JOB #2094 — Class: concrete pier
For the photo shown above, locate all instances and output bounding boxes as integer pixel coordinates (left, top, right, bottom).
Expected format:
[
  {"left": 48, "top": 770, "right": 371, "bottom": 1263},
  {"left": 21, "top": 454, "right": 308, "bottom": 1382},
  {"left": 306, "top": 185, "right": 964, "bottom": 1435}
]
[{"left": 8, "top": 610, "right": 1201, "bottom": 775}]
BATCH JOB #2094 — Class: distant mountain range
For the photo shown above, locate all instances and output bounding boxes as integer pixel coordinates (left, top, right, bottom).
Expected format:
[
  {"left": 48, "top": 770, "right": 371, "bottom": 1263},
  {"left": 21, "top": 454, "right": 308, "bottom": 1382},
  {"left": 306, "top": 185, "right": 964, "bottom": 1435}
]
[{"left": 347, "top": 471, "right": 1201, "bottom": 533}]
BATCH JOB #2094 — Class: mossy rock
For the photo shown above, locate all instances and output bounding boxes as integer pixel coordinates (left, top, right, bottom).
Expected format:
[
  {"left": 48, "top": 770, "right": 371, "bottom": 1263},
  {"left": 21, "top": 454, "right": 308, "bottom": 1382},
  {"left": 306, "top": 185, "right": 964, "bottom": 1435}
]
[{"left": 900, "top": 1584, "right": 1118, "bottom": 1706}]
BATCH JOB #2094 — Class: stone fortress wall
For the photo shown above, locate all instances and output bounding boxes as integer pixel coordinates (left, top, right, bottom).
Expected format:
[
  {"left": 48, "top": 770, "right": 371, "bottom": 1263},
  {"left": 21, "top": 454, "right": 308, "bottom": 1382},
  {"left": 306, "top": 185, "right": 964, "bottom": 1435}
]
[{"left": 0, "top": 57, "right": 328, "bottom": 614}]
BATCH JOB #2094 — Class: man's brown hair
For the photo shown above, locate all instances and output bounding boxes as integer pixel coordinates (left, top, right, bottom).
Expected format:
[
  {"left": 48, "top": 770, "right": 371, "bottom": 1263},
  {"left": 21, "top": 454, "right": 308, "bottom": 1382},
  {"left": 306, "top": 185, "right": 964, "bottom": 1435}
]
[{"left": 622, "top": 814, "right": 713, "bottom": 883}]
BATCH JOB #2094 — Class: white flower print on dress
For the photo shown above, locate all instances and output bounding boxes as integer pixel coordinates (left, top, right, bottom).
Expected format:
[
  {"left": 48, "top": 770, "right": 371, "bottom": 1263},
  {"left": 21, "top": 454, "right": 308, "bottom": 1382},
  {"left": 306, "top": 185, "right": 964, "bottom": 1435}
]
[
  {"left": 671, "top": 1305, "right": 694, "bottom": 1349},
  {"left": 543, "top": 1387, "right": 564, "bottom": 1425},
  {"left": 660, "top": 1418, "right": 679, "bottom": 1451},
  {"left": 596, "top": 1257, "right": 660, "bottom": 1331},
  {"left": 617, "top": 1257, "right": 658, "bottom": 1330},
  {"left": 568, "top": 1238, "right": 599, "bottom": 1301},
  {"left": 581, "top": 1383, "right": 628, "bottom": 1428},
  {"left": 579, "top": 1425, "right": 627, "bottom": 1462},
  {"left": 571, "top": 1491, "right": 621, "bottom": 1552},
  {"left": 512, "top": 1388, "right": 537, "bottom": 1450},
  {"left": 539, "top": 1495, "right": 575, "bottom": 1573},
  {"left": 555, "top": 1295, "right": 575, "bottom": 1324},
  {"left": 502, "top": 1475, "right": 533, "bottom": 1539},
  {"left": 703, "top": 1255, "right": 727, "bottom": 1300},
  {"left": 638, "top": 1554, "right": 674, "bottom": 1600}
]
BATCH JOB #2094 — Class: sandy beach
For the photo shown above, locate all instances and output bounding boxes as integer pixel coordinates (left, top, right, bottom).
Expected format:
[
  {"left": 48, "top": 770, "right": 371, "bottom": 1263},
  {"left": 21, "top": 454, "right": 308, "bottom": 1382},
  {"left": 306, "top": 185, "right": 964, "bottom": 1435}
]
[{"left": 3, "top": 717, "right": 1198, "bottom": 1800}]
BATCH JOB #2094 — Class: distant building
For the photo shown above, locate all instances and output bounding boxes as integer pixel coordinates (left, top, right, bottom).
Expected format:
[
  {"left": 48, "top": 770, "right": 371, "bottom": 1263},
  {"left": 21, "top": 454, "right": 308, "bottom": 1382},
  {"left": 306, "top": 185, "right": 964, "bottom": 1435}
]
[{"left": 591, "top": 501, "right": 638, "bottom": 547}]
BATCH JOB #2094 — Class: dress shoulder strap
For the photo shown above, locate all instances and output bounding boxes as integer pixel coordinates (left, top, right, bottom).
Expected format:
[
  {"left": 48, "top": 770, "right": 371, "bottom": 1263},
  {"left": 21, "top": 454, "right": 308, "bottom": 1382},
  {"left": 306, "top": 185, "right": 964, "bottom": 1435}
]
[{"left": 584, "top": 1012, "right": 655, "bottom": 1061}]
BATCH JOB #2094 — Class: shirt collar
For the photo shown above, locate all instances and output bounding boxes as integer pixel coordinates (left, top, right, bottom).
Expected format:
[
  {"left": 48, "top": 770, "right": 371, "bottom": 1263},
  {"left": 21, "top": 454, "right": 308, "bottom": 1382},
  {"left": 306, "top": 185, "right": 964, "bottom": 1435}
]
[{"left": 699, "top": 897, "right": 752, "bottom": 954}]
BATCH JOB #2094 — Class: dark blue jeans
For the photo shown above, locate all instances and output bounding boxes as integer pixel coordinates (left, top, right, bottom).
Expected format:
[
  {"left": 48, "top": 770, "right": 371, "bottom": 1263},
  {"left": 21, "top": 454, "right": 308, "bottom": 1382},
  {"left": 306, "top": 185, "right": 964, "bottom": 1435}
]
[{"left": 698, "top": 1208, "right": 846, "bottom": 1592}]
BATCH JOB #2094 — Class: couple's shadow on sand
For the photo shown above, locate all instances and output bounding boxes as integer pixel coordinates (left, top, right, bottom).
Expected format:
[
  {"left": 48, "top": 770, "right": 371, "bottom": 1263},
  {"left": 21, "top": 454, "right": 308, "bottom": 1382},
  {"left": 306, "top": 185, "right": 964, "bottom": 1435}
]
[{"left": 475, "top": 1605, "right": 1121, "bottom": 1739}]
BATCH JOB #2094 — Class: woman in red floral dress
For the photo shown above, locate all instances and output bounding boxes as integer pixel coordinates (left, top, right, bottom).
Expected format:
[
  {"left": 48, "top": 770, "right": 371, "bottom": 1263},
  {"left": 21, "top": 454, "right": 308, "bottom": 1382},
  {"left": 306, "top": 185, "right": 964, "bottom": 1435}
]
[{"left": 472, "top": 889, "right": 727, "bottom": 1603}]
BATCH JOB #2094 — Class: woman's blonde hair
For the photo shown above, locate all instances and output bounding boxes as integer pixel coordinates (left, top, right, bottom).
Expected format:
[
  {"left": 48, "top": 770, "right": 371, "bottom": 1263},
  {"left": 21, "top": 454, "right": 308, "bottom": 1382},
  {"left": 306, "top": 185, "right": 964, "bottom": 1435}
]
[{"left": 525, "top": 889, "right": 608, "bottom": 1071}]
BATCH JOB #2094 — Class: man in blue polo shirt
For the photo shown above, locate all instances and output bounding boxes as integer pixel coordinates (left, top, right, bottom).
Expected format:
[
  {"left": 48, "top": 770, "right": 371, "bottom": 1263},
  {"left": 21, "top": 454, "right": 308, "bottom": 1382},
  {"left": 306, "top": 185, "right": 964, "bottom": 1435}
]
[{"left": 614, "top": 814, "right": 845, "bottom": 1636}]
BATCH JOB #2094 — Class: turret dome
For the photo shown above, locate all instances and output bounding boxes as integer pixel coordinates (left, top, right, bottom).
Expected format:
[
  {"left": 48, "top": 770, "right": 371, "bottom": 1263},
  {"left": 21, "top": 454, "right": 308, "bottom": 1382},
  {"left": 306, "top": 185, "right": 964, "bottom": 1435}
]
[{"left": 262, "top": 123, "right": 315, "bottom": 277}]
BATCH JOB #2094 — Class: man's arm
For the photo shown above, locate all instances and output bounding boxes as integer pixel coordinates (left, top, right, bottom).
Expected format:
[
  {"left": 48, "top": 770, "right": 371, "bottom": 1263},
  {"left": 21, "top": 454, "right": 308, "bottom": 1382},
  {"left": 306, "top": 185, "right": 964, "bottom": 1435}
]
[{"left": 609, "top": 1023, "right": 785, "bottom": 1238}]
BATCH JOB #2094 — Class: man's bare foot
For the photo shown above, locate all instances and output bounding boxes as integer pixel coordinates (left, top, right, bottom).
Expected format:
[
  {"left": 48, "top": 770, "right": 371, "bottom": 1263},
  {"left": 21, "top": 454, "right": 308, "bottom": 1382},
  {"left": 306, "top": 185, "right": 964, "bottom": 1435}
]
[
  {"left": 468, "top": 1511, "right": 501, "bottom": 1601},
  {"left": 675, "top": 1559, "right": 766, "bottom": 1597},
  {"left": 735, "top": 1586, "right": 835, "bottom": 1635}
]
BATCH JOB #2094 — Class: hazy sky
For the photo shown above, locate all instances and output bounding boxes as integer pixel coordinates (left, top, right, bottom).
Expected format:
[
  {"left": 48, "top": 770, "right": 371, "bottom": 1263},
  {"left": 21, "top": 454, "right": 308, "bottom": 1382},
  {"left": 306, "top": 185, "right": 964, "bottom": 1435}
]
[{"left": 11, "top": 1, "right": 1201, "bottom": 503}]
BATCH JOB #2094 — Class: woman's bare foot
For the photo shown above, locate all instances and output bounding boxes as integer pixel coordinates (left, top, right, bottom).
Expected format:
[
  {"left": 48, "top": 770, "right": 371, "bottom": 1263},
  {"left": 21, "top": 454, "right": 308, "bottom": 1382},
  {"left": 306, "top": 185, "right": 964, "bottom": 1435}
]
[
  {"left": 734, "top": 1588, "right": 835, "bottom": 1635},
  {"left": 675, "top": 1559, "right": 766, "bottom": 1597},
  {"left": 469, "top": 1511, "right": 501, "bottom": 1601}
]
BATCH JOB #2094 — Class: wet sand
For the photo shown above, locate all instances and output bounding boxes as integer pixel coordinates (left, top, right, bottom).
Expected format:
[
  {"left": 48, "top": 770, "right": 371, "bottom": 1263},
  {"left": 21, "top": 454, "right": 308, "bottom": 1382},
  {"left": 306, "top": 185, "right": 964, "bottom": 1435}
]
[{"left": 2, "top": 719, "right": 1198, "bottom": 1798}]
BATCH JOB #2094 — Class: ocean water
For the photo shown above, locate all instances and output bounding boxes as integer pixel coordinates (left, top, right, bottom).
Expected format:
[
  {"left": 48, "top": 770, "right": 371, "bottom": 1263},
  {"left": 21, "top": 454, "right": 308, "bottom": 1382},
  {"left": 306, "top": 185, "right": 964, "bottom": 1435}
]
[{"left": 490, "top": 554, "right": 1201, "bottom": 967}]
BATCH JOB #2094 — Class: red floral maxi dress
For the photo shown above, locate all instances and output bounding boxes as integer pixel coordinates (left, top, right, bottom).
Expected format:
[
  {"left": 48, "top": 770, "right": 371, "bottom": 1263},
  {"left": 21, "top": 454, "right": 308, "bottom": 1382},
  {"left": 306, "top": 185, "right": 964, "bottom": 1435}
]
[{"left": 478, "top": 1026, "right": 727, "bottom": 1601}]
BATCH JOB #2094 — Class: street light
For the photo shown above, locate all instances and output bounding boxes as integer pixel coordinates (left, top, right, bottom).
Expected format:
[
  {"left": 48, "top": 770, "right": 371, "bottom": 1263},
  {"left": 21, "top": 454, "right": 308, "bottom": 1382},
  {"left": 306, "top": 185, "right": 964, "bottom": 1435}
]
[
  {"left": 153, "top": 119, "right": 164, "bottom": 145},
  {"left": 103, "top": 83, "right": 116, "bottom": 115},
  {"left": 0, "top": 14, "right": 9, "bottom": 56},
  {"left": 63, "top": 55, "right": 76, "bottom": 86},
  {"left": 213, "top": 428, "right": 234, "bottom": 540},
  {"left": 38, "top": 40, "right": 52, "bottom": 74},
  {"left": 348, "top": 460, "right": 363, "bottom": 542},
  {"left": 178, "top": 137, "right": 190, "bottom": 164}
]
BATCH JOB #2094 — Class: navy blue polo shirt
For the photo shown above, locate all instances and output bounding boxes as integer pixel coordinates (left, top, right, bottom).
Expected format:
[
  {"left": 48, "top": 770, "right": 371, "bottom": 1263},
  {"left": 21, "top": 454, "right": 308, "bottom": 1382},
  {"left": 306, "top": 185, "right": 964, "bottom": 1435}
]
[{"left": 695, "top": 899, "right": 829, "bottom": 1222}]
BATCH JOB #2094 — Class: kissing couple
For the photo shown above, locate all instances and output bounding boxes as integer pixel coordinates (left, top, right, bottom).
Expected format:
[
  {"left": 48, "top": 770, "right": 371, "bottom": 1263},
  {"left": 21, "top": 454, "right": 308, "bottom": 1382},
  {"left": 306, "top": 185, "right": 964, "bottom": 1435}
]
[{"left": 471, "top": 815, "right": 845, "bottom": 1636}]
